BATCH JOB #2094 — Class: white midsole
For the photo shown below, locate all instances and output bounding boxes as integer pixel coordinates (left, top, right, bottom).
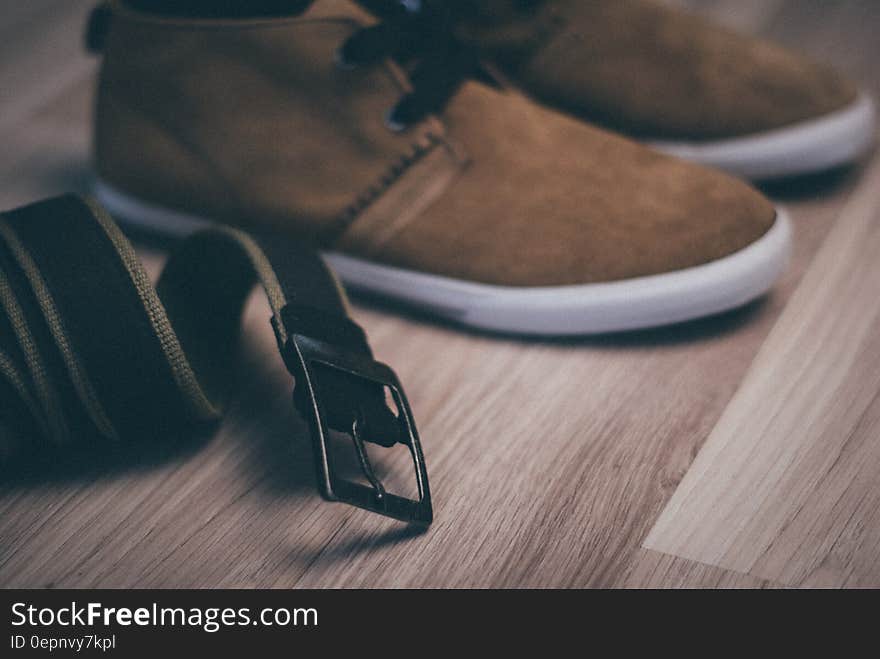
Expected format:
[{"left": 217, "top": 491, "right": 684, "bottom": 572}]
[
  {"left": 94, "top": 179, "right": 791, "bottom": 336},
  {"left": 650, "top": 93, "right": 876, "bottom": 180}
]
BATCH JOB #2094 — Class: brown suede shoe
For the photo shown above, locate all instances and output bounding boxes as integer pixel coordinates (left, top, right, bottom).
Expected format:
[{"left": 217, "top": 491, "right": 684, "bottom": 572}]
[
  {"left": 89, "top": 0, "right": 790, "bottom": 335},
  {"left": 404, "top": 0, "right": 876, "bottom": 180}
]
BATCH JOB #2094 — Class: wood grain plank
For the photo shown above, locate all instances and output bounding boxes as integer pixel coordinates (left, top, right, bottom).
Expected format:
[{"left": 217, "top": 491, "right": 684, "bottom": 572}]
[
  {"left": 763, "top": 0, "right": 880, "bottom": 96},
  {"left": 0, "top": 1, "right": 96, "bottom": 135},
  {"left": 0, "top": 0, "right": 878, "bottom": 588},
  {"left": 645, "top": 157, "right": 880, "bottom": 587},
  {"left": 617, "top": 549, "right": 778, "bottom": 588}
]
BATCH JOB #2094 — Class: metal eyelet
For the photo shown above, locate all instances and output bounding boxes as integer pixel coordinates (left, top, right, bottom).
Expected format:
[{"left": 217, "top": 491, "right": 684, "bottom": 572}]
[
  {"left": 399, "top": 0, "right": 422, "bottom": 13},
  {"left": 333, "top": 48, "right": 357, "bottom": 70},
  {"left": 384, "top": 108, "right": 407, "bottom": 133}
]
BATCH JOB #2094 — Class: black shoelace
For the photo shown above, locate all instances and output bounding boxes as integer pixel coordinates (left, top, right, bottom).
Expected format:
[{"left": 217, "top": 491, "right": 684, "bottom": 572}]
[{"left": 339, "top": 0, "right": 491, "bottom": 129}]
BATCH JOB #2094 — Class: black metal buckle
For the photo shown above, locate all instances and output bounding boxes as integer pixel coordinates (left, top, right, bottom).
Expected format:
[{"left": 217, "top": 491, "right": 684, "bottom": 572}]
[{"left": 284, "top": 334, "right": 432, "bottom": 526}]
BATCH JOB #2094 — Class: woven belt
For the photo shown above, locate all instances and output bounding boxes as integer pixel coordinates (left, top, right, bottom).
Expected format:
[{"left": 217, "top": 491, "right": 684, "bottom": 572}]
[{"left": 0, "top": 195, "right": 431, "bottom": 526}]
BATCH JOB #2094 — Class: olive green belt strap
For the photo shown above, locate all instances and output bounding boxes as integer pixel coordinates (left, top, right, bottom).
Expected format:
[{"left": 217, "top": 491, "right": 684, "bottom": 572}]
[{"left": 0, "top": 195, "right": 431, "bottom": 525}]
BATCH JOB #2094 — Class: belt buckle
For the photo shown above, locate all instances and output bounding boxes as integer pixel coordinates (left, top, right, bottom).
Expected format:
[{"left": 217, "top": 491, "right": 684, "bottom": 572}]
[{"left": 284, "top": 334, "right": 433, "bottom": 526}]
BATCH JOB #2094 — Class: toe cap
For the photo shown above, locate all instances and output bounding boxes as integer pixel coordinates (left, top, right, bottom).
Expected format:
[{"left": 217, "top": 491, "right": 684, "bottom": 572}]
[{"left": 356, "top": 84, "right": 778, "bottom": 287}]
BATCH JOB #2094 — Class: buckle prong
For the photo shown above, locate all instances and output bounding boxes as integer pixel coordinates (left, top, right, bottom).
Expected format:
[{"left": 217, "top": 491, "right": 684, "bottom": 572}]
[{"left": 351, "top": 414, "right": 386, "bottom": 501}]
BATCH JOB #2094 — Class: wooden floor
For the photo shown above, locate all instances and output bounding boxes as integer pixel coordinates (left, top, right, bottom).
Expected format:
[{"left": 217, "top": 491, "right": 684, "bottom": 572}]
[{"left": 1, "top": 0, "right": 878, "bottom": 588}]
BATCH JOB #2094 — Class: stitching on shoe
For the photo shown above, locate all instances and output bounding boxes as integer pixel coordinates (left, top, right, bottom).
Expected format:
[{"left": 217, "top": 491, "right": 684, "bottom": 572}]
[{"left": 324, "top": 132, "right": 446, "bottom": 241}]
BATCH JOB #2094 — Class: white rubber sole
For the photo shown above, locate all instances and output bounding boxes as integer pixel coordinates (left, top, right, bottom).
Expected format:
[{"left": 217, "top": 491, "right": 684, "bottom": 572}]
[
  {"left": 94, "top": 179, "right": 792, "bottom": 336},
  {"left": 650, "top": 93, "right": 877, "bottom": 180}
]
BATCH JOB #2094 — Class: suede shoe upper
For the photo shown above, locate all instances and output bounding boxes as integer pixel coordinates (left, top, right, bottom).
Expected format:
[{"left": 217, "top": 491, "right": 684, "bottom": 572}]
[
  {"left": 450, "top": 0, "right": 860, "bottom": 141},
  {"left": 94, "top": 0, "right": 776, "bottom": 287}
]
